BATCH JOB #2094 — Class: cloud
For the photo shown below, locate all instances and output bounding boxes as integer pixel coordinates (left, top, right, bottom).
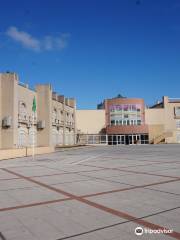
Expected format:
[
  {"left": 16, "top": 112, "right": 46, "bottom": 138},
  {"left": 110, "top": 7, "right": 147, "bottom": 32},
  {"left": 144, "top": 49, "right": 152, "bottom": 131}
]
[
  {"left": 6, "top": 26, "right": 40, "bottom": 51},
  {"left": 43, "top": 34, "right": 70, "bottom": 51},
  {"left": 6, "top": 26, "right": 70, "bottom": 52}
]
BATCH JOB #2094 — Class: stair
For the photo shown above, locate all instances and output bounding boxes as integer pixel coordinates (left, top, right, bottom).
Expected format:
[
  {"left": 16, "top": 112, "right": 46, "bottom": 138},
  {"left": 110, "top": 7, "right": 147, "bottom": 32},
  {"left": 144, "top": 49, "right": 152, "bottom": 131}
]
[{"left": 151, "top": 132, "right": 173, "bottom": 144}]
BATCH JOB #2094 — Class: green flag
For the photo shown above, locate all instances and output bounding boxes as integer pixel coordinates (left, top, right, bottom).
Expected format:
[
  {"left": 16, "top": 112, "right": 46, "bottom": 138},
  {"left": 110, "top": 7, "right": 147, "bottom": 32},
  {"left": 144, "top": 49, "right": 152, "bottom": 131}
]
[{"left": 32, "top": 96, "right": 36, "bottom": 112}]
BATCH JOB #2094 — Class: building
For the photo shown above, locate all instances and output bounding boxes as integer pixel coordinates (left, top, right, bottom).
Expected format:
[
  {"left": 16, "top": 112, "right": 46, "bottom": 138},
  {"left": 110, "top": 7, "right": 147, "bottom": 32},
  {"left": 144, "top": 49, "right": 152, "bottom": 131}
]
[
  {"left": 77, "top": 96, "right": 180, "bottom": 144},
  {"left": 146, "top": 96, "right": 180, "bottom": 144},
  {"left": 105, "top": 97, "right": 149, "bottom": 144},
  {"left": 0, "top": 72, "right": 76, "bottom": 149},
  {"left": 76, "top": 110, "right": 105, "bottom": 134}
]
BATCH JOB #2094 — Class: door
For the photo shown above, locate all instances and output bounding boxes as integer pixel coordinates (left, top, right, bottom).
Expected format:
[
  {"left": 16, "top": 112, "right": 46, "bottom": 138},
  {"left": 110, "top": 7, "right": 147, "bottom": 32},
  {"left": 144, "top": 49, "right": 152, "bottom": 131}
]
[
  {"left": 18, "top": 127, "right": 28, "bottom": 148},
  {"left": 125, "top": 135, "right": 129, "bottom": 145}
]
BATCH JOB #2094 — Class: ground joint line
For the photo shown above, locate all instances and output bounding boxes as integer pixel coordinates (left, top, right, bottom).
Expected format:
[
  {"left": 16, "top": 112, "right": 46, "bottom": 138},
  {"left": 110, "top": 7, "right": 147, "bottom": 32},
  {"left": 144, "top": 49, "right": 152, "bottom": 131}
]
[
  {"left": 1, "top": 168, "right": 180, "bottom": 240},
  {"left": 70, "top": 153, "right": 105, "bottom": 165}
]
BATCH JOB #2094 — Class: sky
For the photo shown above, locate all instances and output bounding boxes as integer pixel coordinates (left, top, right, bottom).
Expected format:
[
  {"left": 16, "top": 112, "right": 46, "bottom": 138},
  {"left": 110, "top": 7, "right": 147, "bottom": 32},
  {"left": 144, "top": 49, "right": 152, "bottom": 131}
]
[{"left": 0, "top": 0, "right": 180, "bottom": 109}]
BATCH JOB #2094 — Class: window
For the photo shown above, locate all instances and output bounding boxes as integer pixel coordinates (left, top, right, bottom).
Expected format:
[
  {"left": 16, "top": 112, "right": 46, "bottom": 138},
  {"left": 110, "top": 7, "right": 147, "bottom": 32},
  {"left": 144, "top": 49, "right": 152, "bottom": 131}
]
[
  {"left": 52, "top": 108, "right": 57, "bottom": 122},
  {"left": 176, "top": 120, "right": 180, "bottom": 129},
  {"left": 111, "top": 120, "right": 115, "bottom": 126},
  {"left": 137, "top": 120, "right": 141, "bottom": 125},
  {"left": 109, "top": 104, "right": 142, "bottom": 126},
  {"left": 175, "top": 107, "right": 180, "bottom": 117}
]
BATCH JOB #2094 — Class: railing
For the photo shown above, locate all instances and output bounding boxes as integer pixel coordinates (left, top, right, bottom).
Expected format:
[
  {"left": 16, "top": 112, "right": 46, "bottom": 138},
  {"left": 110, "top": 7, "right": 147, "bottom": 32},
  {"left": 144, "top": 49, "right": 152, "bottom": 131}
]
[
  {"left": 151, "top": 132, "right": 173, "bottom": 144},
  {"left": 77, "top": 134, "right": 149, "bottom": 145}
]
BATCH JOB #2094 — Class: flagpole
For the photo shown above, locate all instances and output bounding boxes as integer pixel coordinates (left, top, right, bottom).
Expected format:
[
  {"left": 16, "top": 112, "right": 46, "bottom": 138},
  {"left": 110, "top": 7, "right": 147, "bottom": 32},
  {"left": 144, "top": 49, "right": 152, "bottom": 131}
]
[
  {"left": 32, "top": 96, "right": 36, "bottom": 160},
  {"left": 32, "top": 110, "right": 35, "bottom": 160}
]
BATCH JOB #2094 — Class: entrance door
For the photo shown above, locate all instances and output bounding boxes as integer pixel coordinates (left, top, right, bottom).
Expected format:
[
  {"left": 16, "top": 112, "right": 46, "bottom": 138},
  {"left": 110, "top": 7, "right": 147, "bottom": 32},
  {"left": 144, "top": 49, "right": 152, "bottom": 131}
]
[
  {"left": 125, "top": 135, "right": 129, "bottom": 145},
  {"left": 121, "top": 135, "right": 125, "bottom": 144},
  {"left": 129, "top": 135, "right": 133, "bottom": 144},
  {"left": 117, "top": 136, "right": 121, "bottom": 144},
  {"left": 132, "top": 135, "right": 140, "bottom": 144}
]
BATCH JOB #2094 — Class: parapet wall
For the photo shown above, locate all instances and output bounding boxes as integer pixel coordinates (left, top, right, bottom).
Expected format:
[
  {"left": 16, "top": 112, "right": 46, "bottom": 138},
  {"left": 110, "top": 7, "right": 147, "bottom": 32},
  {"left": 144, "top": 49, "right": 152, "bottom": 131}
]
[{"left": 0, "top": 146, "right": 54, "bottom": 160}]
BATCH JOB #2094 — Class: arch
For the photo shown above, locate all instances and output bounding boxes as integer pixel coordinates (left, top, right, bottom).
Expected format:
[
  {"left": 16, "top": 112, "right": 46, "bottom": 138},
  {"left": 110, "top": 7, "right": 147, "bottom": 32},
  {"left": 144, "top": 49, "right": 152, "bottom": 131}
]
[{"left": 17, "top": 127, "right": 28, "bottom": 148}]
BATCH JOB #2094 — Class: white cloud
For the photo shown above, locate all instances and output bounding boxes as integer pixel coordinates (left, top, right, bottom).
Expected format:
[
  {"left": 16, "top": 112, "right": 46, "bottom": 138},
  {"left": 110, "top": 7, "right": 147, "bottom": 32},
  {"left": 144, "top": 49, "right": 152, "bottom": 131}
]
[
  {"left": 6, "top": 26, "right": 40, "bottom": 51},
  {"left": 6, "top": 26, "right": 70, "bottom": 52},
  {"left": 44, "top": 36, "right": 53, "bottom": 50}
]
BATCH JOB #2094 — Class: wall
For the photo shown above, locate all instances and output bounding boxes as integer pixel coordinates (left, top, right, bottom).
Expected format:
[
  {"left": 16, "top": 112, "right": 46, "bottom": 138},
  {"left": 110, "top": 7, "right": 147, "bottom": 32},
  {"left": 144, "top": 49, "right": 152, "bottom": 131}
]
[
  {"left": 0, "top": 73, "right": 18, "bottom": 149},
  {"left": 163, "top": 96, "right": 180, "bottom": 143},
  {"left": 145, "top": 97, "right": 180, "bottom": 143},
  {"left": 0, "top": 146, "right": 54, "bottom": 160},
  {"left": 105, "top": 98, "right": 148, "bottom": 134},
  {"left": 18, "top": 85, "right": 37, "bottom": 116},
  {"left": 36, "top": 84, "right": 52, "bottom": 147},
  {"left": 145, "top": 108, "right": 165, "bottom": 141},
  {"left": 0, "top": 76, "right": 1, "bottom": 148},
  {"left": 76, "top": 110, "right": 105, "bottom": 134},
  {"left": 17, "top": 84, "right": 37, "bottom": 147}
]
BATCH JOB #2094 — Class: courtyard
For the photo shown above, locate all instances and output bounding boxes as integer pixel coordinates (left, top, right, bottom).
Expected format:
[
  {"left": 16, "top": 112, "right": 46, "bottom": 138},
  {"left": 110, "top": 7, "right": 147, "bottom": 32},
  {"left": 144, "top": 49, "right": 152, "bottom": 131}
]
[{"left": 0, "top": 145, "right": 180, "bottom": 240}]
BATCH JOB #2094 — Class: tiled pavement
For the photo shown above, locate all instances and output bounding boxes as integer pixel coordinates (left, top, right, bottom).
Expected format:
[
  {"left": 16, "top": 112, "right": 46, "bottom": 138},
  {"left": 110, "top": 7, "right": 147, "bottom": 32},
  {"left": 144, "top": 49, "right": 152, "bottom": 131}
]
[{"left": 0, "top": 145, "right": 179, "bottom": 240}]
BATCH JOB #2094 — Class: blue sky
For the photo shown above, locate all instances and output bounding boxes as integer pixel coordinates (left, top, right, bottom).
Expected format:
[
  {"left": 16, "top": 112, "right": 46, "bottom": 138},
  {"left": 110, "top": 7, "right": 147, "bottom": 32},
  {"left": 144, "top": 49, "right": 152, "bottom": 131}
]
[{"left": 0, "top": 0, "right": 180, "bottom": 109}]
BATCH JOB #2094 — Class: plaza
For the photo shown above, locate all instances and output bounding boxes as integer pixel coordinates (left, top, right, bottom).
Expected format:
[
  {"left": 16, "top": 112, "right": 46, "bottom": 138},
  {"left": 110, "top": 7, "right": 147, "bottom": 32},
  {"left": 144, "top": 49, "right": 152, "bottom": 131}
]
[{"left": 0, "top": 145, "right": 179, "bottom": 240}]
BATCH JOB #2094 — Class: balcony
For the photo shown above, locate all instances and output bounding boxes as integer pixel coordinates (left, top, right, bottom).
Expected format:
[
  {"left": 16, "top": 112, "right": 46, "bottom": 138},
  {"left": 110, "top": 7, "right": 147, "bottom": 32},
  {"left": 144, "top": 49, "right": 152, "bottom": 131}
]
[
  {"left": 18, "top": 114, "right": 28, "bottom": 124},
  {"left": 52, "top": 119, "right": 63, "bottom": 126}
]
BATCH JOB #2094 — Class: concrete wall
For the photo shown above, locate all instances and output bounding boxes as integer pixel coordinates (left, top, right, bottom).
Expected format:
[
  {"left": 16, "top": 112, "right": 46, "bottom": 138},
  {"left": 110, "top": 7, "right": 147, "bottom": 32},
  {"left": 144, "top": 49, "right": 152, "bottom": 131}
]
[
  {"left": 145, "top": 108, "right": 165, "bottom": 141},
  {"left": 145, "top": 97, "right": 180, "bottom": 143},
  {"left": 18, "top": 84, "right": 37, "bottom": 116},
  {"left": 76, "top": 110, "right": 105, "bottom": 134},
  {"left": 36, "top": 84, "right": 52, "bottom": 147},
  {"left": 0, "top": 73, "right": 18, "bottom": 149},
  {"left": 0, "top": 76, "right": 1, "bottom": 148},
  {"left": 163, "top": 96, "right": 180, "bottom": 143},
  {"left": 0, "top": 146, "right": 54, "bottom": 160}
]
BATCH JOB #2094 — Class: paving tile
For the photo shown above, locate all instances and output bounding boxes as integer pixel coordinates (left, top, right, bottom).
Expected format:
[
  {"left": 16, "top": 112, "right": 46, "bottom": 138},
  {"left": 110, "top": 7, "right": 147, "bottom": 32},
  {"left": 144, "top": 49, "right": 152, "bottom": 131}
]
[
  {"left": 0, "top": 145, "right": 179, "bottom": 240},
  {"left": 86, "top": 188, "right": 180, "bottom": 218}
]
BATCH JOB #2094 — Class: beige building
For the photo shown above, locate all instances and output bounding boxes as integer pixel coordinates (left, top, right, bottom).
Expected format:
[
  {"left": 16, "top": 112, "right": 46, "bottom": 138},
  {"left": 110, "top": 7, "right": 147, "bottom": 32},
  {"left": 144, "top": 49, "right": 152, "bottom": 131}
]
[
  {"left": 146, "top": 96, "right": 180, "bottom": 144},
  {"left": 0, "top": 72, "right": 76, "bottom": 149},
  {"left": 77, "top": 96, "right": 180, "bottom": 144},
  {"left": 76, "top": 110, "right": 105, "bottom": 134}
]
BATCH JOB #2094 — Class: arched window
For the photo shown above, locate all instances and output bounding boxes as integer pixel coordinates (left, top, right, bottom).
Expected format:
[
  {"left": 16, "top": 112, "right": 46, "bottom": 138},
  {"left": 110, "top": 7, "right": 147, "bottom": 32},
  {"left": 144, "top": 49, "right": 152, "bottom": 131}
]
[
  {"left": 52, "top": 108, "right": 57, "bottom": 123},
  {"left": 19, "top": 101, "right": 27, "bottom": 120}
]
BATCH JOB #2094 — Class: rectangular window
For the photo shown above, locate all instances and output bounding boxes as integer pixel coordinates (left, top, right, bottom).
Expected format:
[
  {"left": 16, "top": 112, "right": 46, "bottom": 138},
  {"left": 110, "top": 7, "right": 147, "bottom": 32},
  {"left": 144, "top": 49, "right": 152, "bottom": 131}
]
[
  {"left": 123, "top": 120, "right": 126, "bottom": 125},
  {"left": 176, "top": 120, "right": 180, "bottom": 129},
  {"left": 137, "top": 120, "right": 141, "bottom": 125},
  {"left": 175, "top": 107, "right": 180, "bottom": 117},
  {"left": 111, "top": 120, "right": 115, "bottom": 126}
]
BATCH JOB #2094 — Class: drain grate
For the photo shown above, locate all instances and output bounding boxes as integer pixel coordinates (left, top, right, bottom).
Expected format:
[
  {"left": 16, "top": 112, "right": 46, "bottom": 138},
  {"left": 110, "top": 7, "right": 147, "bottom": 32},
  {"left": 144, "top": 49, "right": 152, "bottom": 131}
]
[{"left": 0, "top": 232, "right": 6, "bottom": 240}]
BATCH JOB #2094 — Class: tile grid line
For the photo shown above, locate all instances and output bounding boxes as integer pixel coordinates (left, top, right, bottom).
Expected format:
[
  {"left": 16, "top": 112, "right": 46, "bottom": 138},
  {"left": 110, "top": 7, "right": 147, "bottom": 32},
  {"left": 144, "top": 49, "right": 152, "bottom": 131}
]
[
  {"left": 0, "top": 168, "right": 108, "bottom": 182},
  {"left": 56, "top": 206, "right": 180, "bottom": 240},
  {"left": 77, "top": 172, "right": 180, "bottom": 196},
  {"left": 0, "top": 177, "right": 180, "bottom": 213},
  {"left": 79, "top": 163, "right": 180, "bottom": 179},
  {"left": 1, "top": 168, "right": 180, "bottom": 240}
]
